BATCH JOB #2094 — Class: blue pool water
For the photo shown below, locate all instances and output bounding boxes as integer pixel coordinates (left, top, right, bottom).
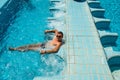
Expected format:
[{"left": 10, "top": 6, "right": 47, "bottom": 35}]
[
  {"left": 99, "top": 0, "right": 120, "bottom": 51},
  {"left": 0, "top": 0, "right": 65, "bottom": 80}
]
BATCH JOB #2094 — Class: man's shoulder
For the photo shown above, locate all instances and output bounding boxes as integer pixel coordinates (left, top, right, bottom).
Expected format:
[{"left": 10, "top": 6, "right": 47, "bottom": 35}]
[{"left": 58, "top": 41, "right": 63, "bottom": 46}]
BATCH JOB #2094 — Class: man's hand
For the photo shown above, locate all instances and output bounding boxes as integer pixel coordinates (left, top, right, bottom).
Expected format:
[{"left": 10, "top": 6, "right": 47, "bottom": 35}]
[{"left": 40, "top": 50, "right": 46, "bottom": 54}]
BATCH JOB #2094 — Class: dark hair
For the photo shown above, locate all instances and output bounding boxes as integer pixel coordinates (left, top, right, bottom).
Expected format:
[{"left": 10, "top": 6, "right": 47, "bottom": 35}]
[{"left": 58, "top": 31, "right": 63, "bottom": 37}]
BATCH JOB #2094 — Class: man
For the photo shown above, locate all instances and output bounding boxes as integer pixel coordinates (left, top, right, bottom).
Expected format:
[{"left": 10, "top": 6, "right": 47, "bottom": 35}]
[{"left": 9, "top": 29, "right": 64, "bottom": 54}]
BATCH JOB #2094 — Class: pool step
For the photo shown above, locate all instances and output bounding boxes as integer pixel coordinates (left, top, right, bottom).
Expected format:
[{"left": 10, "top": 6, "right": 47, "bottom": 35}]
[
  {"left": 108, "top": 55, "right": 120, "bottom": 72},
  {"left": 108, "top": 55, "right": 120, "bottom": 66},
  {"left": 94, "top": 17, "right": 110, "bottom": 30},
  {"left": 104, "top": 47, "right": 120, "bottom": 59},
  {"left": 104, "top": 46, "right": 120, "bottom": 77},
  {"left": 91, "top": 8, "right": 105, "bottom": 18},
  {"left": 88, "top": 1, "right": 102, "bottom": 8},
  {"left": 99, "top": 31, "right": 118, "bottom": 47}
]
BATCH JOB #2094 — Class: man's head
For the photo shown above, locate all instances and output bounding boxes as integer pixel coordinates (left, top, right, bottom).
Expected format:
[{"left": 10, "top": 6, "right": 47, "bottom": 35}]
[
  {"left": 56, "top": 31, "right": 63, "bottom": 41},
  {"left": 58, "top": 31, "right": 63, "bottom": 37}
]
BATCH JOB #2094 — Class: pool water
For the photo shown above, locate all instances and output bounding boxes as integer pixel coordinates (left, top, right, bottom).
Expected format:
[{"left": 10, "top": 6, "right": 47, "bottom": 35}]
[
  {"left": 0, "top": 0, "right": 65, "bottom": 80},
  {"left": 99, "top": 0, "right": 120, "bottom": 51}
]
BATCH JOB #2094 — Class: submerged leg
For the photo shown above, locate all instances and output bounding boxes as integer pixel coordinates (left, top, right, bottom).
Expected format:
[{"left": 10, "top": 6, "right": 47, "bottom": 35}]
[{"left": 9, "top": 44, "right": 42, "bottom": 52}]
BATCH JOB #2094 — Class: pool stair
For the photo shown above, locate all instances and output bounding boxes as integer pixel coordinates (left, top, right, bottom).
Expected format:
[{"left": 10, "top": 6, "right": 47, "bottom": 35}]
[
  {"left": 88, "top": 1, "right": 102, "bottom": 8},
  {"left": 99, "top": 31, "right": 118, "bottom": 47},
  {"left": 108, "top": 55, "right": 120, "bottom": 71},
  {"left": 91, "top": 8, "right": 105, "bottom": 18},
  {"left": 104, "top": 47, "right": 120, "bottom": 59},
  {"left": 94, "top": 17, "right": 111, "bottom": 30},
  {"left": 104, "top": 46, "right": 120, "bottom": 77}
]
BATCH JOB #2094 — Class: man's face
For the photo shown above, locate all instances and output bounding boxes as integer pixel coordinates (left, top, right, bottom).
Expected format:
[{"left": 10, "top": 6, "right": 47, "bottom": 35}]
[{"left": 56, "top": 33, "right": 63, "bottom": 40}]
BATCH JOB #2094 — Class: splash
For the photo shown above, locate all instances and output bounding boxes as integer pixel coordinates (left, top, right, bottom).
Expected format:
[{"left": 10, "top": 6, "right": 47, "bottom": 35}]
[
  {"left": 53, "top": 10, "right": 65, "bottom": 18},
  {"left": 38, "top": 54, "right": 65, "bottom": 76}
]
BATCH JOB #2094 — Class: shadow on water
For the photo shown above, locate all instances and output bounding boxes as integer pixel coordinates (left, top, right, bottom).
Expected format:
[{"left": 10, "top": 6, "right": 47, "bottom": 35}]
[{"left": 74, "top": 0, "right": 86, "bottom": 2}]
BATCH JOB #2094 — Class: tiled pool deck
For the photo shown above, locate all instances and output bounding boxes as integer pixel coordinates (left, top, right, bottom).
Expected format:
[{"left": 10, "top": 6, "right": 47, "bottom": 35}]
[{"left": 64, "top": 0, "right": 113, "bottom": 80}]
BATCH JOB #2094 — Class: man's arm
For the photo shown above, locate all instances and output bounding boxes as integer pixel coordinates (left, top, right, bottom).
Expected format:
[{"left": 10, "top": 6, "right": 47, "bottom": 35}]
[
  {"left": 45, "top": 29, "right": 58, "bottom": 34},
  {"left": 40, "top": 43, "right": 62, "bottom": 54}
]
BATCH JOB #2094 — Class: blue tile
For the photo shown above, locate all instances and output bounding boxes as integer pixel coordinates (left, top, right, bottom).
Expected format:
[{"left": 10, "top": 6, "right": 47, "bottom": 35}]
[{"left": 93, "top": 75, "right": 99, "bottom": 80}]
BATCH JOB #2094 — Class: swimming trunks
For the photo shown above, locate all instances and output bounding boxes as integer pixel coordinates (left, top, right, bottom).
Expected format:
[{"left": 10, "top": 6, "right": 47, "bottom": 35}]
[{"left": 37, "top": 41, "right": 56, "bottom": 51}]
